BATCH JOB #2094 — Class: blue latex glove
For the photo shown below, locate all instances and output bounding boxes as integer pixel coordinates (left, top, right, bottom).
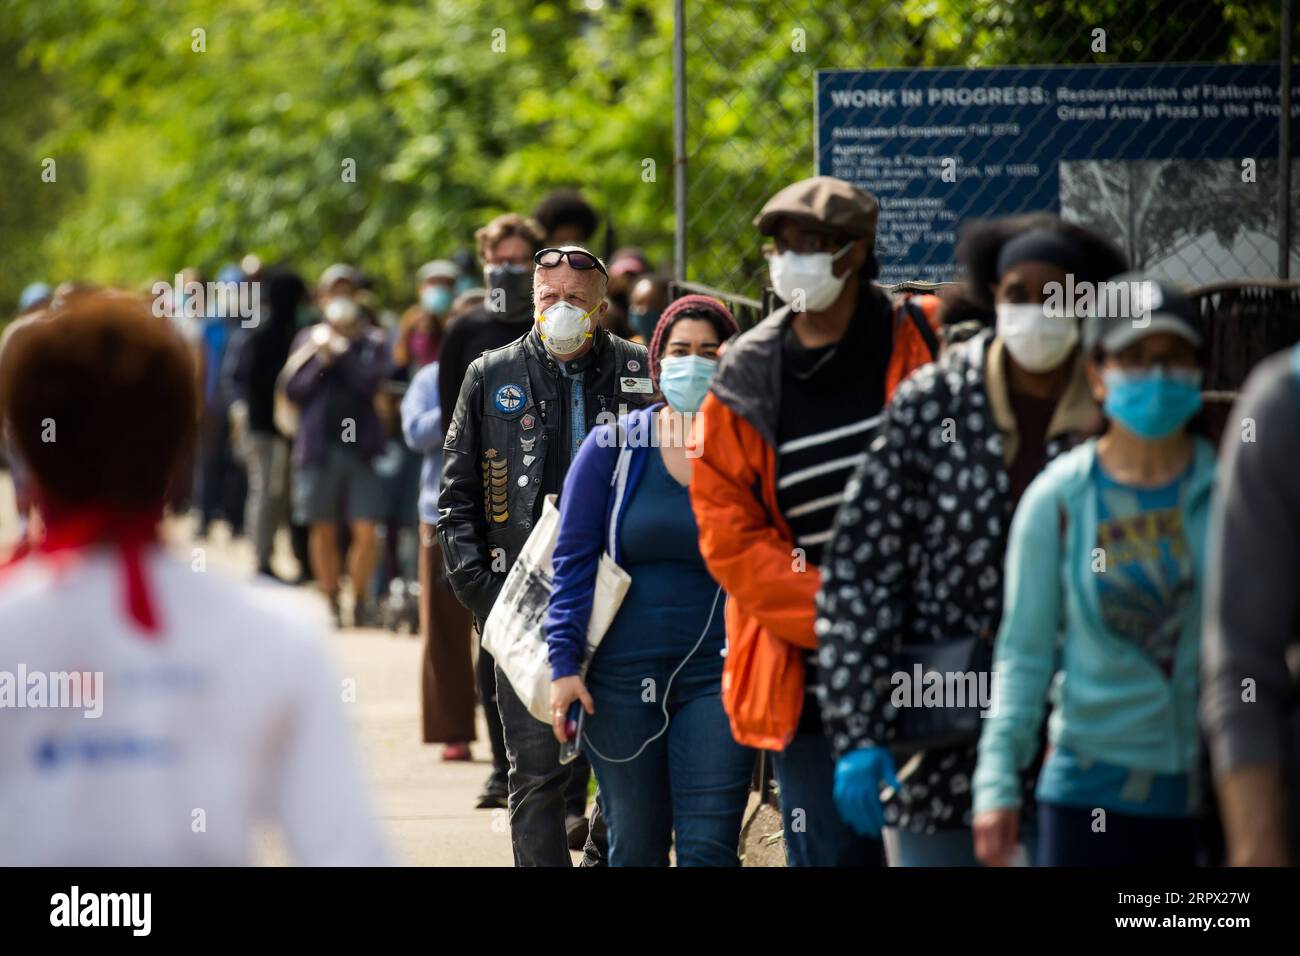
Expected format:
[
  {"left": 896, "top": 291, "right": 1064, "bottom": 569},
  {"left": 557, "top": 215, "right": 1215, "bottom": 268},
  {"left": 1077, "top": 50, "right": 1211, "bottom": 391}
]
[{"left": 833, "top": 746, "right": 902, "bottom": 838}]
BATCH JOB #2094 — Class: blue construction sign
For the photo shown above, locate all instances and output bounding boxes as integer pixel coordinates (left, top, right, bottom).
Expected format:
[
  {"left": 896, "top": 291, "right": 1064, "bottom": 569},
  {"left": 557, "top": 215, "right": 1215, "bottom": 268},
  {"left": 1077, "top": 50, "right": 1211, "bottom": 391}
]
[{"left": 816, "top": 62, "right": 1293, "bottom": 283}]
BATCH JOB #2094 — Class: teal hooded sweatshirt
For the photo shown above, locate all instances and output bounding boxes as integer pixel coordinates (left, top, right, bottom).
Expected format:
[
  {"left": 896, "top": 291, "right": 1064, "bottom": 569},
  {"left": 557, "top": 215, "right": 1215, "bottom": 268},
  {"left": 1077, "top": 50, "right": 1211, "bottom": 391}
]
[{"left": 973, "top": 436, "right": 1217, "bottom": 815}]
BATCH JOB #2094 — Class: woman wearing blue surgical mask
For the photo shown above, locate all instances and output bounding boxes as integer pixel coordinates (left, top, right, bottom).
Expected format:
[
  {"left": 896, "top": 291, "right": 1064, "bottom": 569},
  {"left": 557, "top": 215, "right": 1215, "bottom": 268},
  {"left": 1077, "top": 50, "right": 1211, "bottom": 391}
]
[
  {"left": 972, "top": 276, "right": 1217, "bottom": 867},
  {"left": 544, "top": 295, "right": 750, "bottom": 866}
]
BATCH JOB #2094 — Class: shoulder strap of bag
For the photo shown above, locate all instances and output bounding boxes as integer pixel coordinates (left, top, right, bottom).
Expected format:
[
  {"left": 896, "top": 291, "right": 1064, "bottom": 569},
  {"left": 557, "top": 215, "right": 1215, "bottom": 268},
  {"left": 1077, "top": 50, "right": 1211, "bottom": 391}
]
[
  {"left": 898, "top": 295, "right": 940, "bottom": 361},
  {"left": 606, "top": 435, "right": 636, "bottom": 558},
  {"left": 277, "top": 335, "right": 319, "bottom": 395}
]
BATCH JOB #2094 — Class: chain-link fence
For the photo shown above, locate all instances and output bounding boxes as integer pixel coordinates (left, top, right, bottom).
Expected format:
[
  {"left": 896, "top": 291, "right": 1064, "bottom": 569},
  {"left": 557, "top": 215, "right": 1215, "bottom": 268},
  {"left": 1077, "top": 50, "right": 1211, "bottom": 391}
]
[{"left": 677, "top": 0, "right": 1296, "bottom": 296}]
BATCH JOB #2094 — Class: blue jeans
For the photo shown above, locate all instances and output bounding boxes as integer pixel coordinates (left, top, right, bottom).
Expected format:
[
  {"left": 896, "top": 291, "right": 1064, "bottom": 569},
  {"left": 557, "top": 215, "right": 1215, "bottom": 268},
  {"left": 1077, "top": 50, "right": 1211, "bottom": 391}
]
[
  {"left": 772, "top": 733, "right": 884, "bottom": 867},
  {"left": 583, "top": 652, "right": 753, "bottom": 866}
]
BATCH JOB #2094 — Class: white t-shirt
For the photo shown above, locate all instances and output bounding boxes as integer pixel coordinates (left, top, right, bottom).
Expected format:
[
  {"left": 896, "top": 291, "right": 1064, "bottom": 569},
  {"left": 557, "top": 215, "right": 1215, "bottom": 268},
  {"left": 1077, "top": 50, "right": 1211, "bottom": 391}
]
[{"left": 0, "top": 547, "right": 391, "bottom": 866}]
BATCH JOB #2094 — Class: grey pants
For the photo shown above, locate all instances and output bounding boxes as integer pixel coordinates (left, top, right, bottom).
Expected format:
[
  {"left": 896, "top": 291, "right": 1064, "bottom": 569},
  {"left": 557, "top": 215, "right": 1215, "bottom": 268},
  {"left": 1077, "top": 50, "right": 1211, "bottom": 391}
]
[
  {"left": 494, "top": 662, "right": 607, "bottom": 867},
  {"left": 242, "top": 431, "right": 289, "bottom": 568}
]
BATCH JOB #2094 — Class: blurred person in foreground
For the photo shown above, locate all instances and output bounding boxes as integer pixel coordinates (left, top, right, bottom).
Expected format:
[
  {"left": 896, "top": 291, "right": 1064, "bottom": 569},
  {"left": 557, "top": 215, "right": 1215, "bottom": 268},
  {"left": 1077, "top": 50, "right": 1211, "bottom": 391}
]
[
  {"left": 1202, "top": 342, "right": 1300, "bottom": 866},
  {"left": 0, "top": 291, "right": 389, "bottom": 865},
  {"left": 284, "top": 267, "right": 391, "bottom": 627},
  {"left": 439, "top": 244, "right": 652, "bottom": 865},
  {"left": 2, "top": 284, "right": 56, "bottom": 542}
]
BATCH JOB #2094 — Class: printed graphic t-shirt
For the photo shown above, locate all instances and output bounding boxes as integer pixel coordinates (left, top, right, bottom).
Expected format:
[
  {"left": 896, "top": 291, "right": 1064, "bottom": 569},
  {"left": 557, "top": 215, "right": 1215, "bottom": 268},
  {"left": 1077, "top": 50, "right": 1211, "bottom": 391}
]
[{"left": 1093, "top": 460, "right": 1195, "bottom": 678}]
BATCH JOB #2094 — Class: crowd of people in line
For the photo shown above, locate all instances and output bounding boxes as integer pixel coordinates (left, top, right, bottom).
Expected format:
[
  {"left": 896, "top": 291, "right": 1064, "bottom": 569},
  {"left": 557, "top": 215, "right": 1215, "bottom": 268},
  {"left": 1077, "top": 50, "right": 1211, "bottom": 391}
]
[{"left": 1, "top": 178, "right": 1297, "bottom": 868}]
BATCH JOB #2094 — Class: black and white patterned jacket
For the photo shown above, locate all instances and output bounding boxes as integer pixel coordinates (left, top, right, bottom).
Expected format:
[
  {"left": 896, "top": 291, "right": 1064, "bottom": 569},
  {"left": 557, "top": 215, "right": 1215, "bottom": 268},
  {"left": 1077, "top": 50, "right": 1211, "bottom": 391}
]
[{"left": 815, "top": 329, "right": 1098, "bottom": 832}]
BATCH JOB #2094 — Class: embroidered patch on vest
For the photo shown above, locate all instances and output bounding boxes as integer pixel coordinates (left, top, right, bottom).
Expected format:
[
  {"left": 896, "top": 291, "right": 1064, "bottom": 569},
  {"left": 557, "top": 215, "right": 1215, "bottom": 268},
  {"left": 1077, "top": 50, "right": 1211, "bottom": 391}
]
[{"left": 493, "top": 383, "right": 526, "bottom": 414}]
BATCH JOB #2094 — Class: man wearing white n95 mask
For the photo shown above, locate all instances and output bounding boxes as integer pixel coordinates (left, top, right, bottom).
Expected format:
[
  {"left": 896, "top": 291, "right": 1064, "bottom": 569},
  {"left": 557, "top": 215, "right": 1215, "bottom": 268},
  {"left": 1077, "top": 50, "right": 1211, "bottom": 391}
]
[{"left": 438, "top": 244, "right": 652, "bottom": 866}]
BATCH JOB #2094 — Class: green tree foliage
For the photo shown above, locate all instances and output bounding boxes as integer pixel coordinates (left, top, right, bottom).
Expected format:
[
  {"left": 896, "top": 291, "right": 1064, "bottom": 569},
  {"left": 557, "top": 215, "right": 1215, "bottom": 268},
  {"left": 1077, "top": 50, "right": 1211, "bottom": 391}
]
[
  {"left": 0, "top": 0, "right": 1289, "bottom": 312},
  {"left": 0, "top": 0, "right": 674, "bottom": 307}
]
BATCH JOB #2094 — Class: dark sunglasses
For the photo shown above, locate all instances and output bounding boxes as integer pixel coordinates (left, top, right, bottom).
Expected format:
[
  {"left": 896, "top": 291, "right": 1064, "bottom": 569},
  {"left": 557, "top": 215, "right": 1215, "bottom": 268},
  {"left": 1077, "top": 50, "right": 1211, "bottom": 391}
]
[{"left": 534, "top": 247, "right": 609, "bottom": 278}]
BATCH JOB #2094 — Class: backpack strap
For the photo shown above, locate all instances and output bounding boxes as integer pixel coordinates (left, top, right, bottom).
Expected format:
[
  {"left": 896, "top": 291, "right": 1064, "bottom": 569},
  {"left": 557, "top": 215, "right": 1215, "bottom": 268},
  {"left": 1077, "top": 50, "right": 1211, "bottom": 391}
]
[{"left": 897, "top": 294, "right": 940, "bottom": 360}]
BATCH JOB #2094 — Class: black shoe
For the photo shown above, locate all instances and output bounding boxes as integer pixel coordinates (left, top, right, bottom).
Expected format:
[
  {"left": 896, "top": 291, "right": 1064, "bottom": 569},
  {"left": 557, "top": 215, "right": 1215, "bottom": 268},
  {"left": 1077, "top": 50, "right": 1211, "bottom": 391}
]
[
  {"left": 327, "top": 594, "right": 342, "bottom": 629},
  {"left": 256, "top": 564, "right": 292, "bottom": 585},
  {"left": 566, "top": 814, "right": 590, "bottom": 851},
  {"left": 476, "top": 773, "right": 508, "bottom": 810}
]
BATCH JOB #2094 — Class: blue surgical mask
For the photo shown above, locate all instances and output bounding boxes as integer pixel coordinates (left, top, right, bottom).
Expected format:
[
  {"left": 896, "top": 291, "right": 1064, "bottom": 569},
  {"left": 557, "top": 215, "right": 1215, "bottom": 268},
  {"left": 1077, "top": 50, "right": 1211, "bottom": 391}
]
[
  {"left": 421, "top": 285, "right": 452, "bottom": 315},
  {"left": 628, "top": 307, "right": 661, "bottom": 341},
  {"left": 1102, "top": 367, "right": 1203, "bottom": 440},
  {"left": 658, "top": 354, "right": 717, "bottom": 413}
]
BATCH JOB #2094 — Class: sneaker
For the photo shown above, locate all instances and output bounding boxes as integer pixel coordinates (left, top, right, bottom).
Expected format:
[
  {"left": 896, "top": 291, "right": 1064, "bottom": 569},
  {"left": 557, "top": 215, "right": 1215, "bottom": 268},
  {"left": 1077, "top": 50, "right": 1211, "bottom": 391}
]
[
  {"left": 442, "top": 742, "right": 472, "bottom": 762},
  {"left": 476, "top": 772, "right": 508, "bottom": 810},
  {"left": 565, "top": 814, "right": 590, "bottom": 850}
]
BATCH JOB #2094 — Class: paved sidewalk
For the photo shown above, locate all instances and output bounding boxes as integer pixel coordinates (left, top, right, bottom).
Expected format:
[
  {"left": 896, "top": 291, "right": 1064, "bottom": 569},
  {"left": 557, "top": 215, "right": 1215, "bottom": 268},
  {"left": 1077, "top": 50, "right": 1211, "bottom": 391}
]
[{"left": 184, "top": 523, "right": 518, "bottom": 867}]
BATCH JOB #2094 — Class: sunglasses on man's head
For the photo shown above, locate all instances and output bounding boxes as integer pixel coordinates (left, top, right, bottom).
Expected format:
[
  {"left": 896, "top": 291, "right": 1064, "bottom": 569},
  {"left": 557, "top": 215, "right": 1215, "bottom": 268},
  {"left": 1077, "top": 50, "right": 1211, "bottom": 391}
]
[{"left": 534, "top": 247, "right": 609, "bottom": 278}]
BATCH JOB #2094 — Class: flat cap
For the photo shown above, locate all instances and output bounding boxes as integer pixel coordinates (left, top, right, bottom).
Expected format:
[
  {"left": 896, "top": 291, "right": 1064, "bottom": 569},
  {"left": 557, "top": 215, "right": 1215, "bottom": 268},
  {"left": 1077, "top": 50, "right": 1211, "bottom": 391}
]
[{"left": 754, "top": 176, "right": 879, "bottom": 245}]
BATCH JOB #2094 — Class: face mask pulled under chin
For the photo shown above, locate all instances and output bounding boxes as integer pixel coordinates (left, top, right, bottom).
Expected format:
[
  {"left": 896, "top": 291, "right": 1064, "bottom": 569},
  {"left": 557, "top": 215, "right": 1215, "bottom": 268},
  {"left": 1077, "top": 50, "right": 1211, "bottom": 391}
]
[
  {"left": 768, "top": 243, "right": 852, "bottom": 312},
  {"left": 995, "top": 302, "right": 1079, "bottom": 372}
]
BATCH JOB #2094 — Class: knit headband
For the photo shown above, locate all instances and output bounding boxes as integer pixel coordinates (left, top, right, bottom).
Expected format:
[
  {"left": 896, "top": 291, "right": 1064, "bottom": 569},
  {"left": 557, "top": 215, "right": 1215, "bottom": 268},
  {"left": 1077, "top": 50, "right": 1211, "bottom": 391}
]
[
  {"left": 648, "top": 294, "right": 740, "bottom": 387},
  {"left": 995, "top": 229, "right": 1088, "bottom": 280}
]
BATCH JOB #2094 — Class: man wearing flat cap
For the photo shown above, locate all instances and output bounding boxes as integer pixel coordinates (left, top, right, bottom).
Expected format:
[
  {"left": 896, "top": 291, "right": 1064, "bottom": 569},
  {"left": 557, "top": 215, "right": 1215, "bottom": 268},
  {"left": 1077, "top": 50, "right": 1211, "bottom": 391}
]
[{"left": 689, "top": 175, "right": 942, "bottom": 867}]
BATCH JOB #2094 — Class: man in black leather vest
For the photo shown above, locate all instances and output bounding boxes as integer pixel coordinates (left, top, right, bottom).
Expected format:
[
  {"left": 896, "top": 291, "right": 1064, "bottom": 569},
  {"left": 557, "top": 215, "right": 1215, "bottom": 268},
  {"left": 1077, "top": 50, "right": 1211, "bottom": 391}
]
[{"left": 439, "top": 245, "right": 651, "bottom": 866}]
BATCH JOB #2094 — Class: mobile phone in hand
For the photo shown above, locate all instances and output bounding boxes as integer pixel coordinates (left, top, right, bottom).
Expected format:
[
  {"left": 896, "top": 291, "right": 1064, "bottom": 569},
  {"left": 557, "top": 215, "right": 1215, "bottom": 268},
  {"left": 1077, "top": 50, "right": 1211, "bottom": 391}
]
[{"left": 558, "top": 701, "right": 584, "bottom": 765}]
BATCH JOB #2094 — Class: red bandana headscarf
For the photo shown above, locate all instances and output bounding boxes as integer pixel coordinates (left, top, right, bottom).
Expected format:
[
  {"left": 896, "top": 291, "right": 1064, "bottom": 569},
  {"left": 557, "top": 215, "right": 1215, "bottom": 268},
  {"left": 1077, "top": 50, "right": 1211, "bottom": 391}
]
[{"left": 1, "top": 501, "right": 163, "bottom": 635}]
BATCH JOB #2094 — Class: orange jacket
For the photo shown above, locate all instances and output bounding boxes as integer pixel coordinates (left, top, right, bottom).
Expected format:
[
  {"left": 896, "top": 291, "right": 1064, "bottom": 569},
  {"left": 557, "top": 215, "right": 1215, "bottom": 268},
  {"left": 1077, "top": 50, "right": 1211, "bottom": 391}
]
[{"left": 690, "top": 290, "right": 940, "bottom": 750}]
